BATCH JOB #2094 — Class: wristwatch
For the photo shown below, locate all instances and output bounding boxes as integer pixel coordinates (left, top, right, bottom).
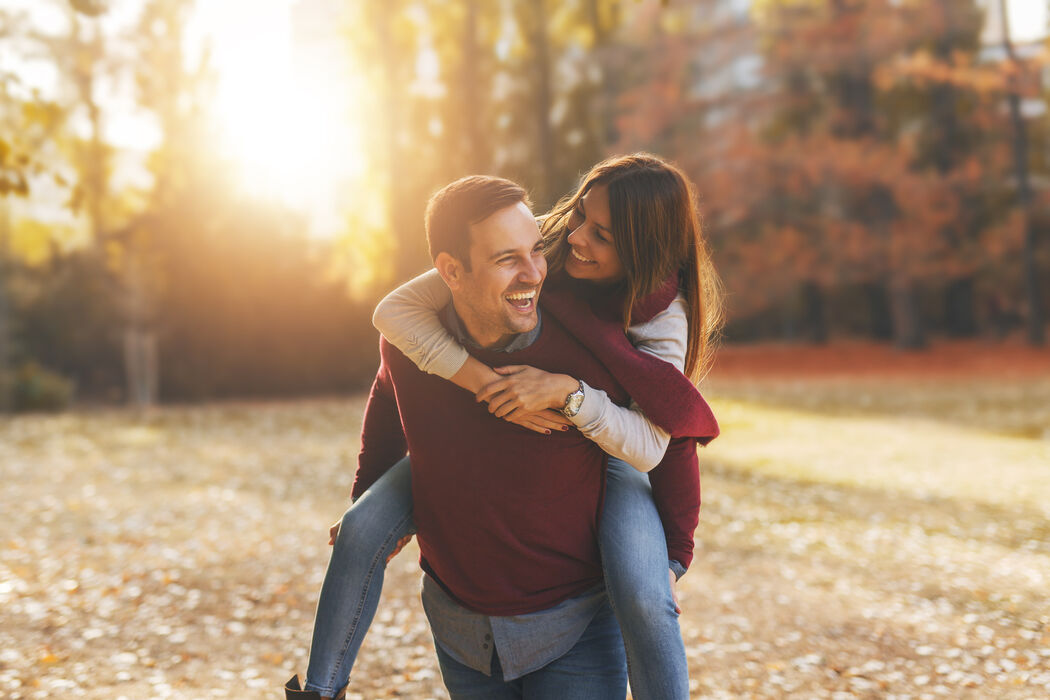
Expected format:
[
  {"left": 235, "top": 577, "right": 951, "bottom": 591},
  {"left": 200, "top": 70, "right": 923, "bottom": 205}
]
[{"left": 561, "top": 380, "right": 585, "bottom": 418}]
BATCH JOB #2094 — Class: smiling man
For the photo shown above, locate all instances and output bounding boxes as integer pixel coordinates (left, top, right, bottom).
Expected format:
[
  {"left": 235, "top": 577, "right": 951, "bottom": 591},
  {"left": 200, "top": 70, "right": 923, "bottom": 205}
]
[{"left": 343, "top": 176, "right": 630, "bottom": 698}]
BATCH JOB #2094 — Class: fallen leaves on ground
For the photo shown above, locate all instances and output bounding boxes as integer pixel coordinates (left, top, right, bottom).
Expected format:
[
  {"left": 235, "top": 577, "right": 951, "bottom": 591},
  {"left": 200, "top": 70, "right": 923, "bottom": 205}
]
[{"left": 1, "top": 383, "right": 1048, "bottom": 698}]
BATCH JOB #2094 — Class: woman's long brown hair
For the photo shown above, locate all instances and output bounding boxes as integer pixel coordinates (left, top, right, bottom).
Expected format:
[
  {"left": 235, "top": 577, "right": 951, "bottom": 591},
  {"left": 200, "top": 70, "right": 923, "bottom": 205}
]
[{"left": 541, "top": 153, "right": 724, "bottom": 383}]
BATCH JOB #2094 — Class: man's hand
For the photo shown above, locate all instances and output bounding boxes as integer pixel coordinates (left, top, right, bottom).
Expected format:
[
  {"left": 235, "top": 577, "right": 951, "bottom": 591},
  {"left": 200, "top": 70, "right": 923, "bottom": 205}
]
[
  {"left": 329, "top": 519, "right": 341, "bottom": 545},
  {"left": 476, "top": 365, "right": 579, "bottom": 419},
  {"left": 670, "top": 569, "right": 681, "bottom": 614}
]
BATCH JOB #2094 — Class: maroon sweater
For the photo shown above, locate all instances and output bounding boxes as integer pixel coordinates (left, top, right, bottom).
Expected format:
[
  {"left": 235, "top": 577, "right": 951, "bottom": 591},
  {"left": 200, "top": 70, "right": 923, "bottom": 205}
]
[
  {"left": 541, "top": 273, "right": 720, "bottom": 569},
  {"left": 353, "top": 312, "right": 631, "bottom": 616}
]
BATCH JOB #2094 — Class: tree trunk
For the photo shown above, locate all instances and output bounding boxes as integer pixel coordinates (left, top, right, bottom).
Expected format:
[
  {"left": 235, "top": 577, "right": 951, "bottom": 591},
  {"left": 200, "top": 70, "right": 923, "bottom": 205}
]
[
  {"left": 944, "top": 277, "right": 977, "bottom": 337},
  {"left": 999, "top": 0, "right": 1045, "bottom": 346},
  {"left": 460, "top": 0, "right": 482, "bottom": 172},
  {"left": 889, "top": 277, "right": 925, "bottom": 350},
  {"left": 0, "top": 201, "right": 11, "bottom": 412},
  {"left": 801, "top": 281, "right": 827, "bottom": 344},
  {"left": 864, "top": 282, "right": 893, "bottom": 340},
  {"left": 531, "top": 0, "right": 556, "bottom": 209},
  {"left": 123, "top": 247, "right": 157, "bottom": 407},
  {"left": 375, "top": 0, "right": 417, "bottom": 280}
]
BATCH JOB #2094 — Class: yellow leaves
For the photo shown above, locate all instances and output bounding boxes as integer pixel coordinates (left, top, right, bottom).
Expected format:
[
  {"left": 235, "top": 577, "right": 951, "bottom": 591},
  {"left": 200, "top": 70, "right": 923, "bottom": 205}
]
[
  {"left": 876, "top": 46, "right": 1042, "bottom": 96},
  {"left": 260, "top": 652, "right": 285, "bottom": 666},
  {"left": 6, "top": 216, "right": 86, "bottom": 266},
  {"left": 70, "top": 0, "right": 108, "bottom": 18}
]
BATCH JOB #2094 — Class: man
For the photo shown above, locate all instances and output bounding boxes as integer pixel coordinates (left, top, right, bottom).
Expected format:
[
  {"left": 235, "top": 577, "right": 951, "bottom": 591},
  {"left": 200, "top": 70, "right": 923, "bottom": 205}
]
[{"left": 351, "top": 176, "right": 630, "bottom": 697}]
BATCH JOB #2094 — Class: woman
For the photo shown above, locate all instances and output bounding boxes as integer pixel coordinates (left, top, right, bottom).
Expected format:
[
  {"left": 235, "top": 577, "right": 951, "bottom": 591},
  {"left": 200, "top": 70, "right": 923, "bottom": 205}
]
[{"left": 289, "top": 154, "right": 722, "bottom": 700}]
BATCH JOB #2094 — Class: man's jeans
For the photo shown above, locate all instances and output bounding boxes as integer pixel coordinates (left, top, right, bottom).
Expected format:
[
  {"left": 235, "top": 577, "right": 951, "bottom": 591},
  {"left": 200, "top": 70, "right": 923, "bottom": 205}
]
[
  {"left": 305, "top": 456, "right": 688, "bottom": 700},
  {"left": 433, "top": 596, "right": 626, "bottom": 699}
]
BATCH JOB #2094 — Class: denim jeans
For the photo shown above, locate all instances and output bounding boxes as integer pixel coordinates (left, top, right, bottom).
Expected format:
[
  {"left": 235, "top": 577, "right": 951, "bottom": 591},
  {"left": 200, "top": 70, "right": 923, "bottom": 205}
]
[
  {"left": 433, "top": 595, "right": 626, "bottom": 699},
  {"left": 304, "top": 455, "right": 689, "bottom": 699},
  {"left": 304, "top": 456, "right": 415, "bottom": 696},
  {"left": 600, "top": 457, "right": 690, "bottom": 700}
]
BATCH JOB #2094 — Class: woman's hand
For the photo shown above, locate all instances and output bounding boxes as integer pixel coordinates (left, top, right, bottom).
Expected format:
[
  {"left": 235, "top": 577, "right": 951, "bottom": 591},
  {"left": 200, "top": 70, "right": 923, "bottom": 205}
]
[
  {"left": 503, "top": 408, "right": 573, "bottom": 435},
  {"left": 476, "top": 365, "right": 580, "bottom": 419}
]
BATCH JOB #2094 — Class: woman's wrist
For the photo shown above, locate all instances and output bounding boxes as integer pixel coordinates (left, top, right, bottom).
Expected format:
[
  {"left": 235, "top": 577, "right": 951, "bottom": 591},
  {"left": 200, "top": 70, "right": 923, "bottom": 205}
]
[{"left": 551, "top": 375, "right": 582, "bottom": 410}]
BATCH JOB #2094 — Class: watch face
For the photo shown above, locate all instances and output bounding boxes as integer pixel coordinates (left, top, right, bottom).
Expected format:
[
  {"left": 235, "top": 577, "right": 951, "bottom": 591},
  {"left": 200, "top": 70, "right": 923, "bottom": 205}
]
[{"left": 564, "top": 389, "right": 584, "bottom": 417}]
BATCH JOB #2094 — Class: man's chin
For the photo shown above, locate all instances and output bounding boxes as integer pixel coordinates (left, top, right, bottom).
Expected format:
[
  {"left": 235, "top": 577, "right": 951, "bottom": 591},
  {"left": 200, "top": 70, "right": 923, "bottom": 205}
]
[{"left": 506, "top": 313, "right": 539, "bottom": 334}]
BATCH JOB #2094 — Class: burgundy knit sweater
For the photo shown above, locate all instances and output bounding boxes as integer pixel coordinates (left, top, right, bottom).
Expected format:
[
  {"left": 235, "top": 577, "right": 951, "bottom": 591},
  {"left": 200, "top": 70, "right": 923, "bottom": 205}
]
[
  {"left": 541, "top": 273, "right": 720, "bottom": 569},
  {"left": 353, "top": 312, "right": 631, "bottom": 616}
]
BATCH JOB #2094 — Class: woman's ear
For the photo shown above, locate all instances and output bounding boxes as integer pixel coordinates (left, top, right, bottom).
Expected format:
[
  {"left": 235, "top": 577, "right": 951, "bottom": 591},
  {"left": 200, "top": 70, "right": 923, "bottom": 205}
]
[{"left": 434, "top": 252, "right": 466, "bottom": 291}]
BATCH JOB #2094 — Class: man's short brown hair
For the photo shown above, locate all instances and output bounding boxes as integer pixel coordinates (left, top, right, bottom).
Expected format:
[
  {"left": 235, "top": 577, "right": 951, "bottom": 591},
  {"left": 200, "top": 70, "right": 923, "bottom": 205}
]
[{"left": 425, "top": 176, "right": 531, "bottom": 270}]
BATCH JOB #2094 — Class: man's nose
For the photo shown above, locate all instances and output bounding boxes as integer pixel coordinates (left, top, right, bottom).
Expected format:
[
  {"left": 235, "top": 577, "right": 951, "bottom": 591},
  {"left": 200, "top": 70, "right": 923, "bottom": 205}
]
[{"left": 519, "top": 257, "right": 545, "bottom": 284}]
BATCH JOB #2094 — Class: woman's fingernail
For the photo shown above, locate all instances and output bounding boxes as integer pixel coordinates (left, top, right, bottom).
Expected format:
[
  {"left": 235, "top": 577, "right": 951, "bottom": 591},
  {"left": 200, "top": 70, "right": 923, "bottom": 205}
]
[
  {"left": 561, "top": 425, "right": 570, "bottom": 431},
  {"left": 545, "top": 429, "right": 551, "bottom": 435}
]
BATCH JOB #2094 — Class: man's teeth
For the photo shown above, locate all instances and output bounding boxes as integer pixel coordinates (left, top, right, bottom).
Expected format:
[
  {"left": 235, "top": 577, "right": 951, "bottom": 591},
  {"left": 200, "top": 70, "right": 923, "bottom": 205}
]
[
  {"left": 571, "top": 248, "right": 594, "bottom": 263},
  {"left": 505, "top": 291, "right": 536, "bottom": 301}
]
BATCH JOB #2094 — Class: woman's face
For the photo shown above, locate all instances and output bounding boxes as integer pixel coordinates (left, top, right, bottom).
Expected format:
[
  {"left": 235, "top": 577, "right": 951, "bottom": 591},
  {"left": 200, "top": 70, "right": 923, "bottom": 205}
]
[{"left": 564, "top": 184, "right": 626, "bottom": 284}]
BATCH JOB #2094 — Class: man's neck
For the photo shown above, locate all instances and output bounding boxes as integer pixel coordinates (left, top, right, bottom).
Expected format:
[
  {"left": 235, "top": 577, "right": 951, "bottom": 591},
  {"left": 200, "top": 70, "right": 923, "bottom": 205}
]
[{"left": 449, "top": 299, "right": 518, "bottom": 350}]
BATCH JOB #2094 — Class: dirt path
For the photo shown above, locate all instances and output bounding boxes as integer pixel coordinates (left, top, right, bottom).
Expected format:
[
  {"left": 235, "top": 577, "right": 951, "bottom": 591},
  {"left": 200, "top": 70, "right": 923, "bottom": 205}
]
[{"left": 1, "top": 398, "right": 1047, "bottom": 699}]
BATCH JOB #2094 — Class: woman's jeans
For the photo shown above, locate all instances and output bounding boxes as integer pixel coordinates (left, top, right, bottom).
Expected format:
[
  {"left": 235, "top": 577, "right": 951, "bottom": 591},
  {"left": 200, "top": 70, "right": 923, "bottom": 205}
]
[{"left": 304, "top": 456, "right": 689, "bottom": 700}]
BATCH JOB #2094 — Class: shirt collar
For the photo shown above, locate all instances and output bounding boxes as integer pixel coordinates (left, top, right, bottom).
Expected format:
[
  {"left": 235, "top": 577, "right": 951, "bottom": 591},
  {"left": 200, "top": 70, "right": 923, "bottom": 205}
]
[{"left": 441, "top": 303, "right": 542, "bottom": 353}]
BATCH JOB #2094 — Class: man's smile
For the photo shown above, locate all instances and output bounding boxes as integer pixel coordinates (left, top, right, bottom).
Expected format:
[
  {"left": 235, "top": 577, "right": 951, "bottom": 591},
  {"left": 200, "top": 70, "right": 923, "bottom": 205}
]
[{"left": 505, "top": 289, "right": 538, "bottom": 311}]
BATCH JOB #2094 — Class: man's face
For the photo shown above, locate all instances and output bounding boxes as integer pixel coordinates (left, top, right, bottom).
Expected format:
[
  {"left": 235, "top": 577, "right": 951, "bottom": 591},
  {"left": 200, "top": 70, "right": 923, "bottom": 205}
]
[{"left": 453, "top": 201, "right": 547, "bottom": 349}]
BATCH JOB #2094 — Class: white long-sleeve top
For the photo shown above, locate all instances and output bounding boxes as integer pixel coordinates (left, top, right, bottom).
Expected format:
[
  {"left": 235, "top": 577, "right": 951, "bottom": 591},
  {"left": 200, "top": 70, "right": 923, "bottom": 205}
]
[{"left": 372, "top": 269, "right": 690, "bottom": 472}]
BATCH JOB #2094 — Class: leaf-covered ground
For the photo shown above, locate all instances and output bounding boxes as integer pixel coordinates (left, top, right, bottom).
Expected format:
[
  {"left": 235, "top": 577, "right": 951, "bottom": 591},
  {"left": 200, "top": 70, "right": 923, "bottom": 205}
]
[{"left": 2, "top": 350, "right": 1049, "bottom": 699}]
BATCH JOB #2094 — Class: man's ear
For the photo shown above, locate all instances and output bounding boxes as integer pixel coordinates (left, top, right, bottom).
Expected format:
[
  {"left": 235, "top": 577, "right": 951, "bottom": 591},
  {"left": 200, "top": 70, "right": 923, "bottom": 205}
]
[{"left": 434, "top": 252, "right": 466, "bottom": 291}]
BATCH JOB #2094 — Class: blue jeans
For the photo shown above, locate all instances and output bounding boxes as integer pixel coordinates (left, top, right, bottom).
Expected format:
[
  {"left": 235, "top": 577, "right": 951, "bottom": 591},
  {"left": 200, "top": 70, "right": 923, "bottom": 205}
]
[
  {"left": 305, "top": 457, "right": 415, "bottom": 696},
  {"left": 433, "top": 596, "right": 626, "bottom": 699},
  {"left": 305, "top": 456, "right": 688, "bottom": 700},
  {"left": 601, "top": 457, "right": 689, "bottom": 700}
]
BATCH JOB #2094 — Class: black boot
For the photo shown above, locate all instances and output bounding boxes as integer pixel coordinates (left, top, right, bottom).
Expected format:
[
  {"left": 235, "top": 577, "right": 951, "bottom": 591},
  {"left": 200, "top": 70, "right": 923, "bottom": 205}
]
[
  {"left": 284, "top": 675, "right": 346, "bottom": 700},
  {"left": 284, "top": 675, "right": 317, "bottom": 700}
]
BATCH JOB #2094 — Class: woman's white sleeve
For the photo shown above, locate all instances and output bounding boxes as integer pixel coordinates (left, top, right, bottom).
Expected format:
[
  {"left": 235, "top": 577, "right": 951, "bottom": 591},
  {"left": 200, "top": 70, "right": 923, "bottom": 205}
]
[
  {"left": 371, "top": 269, "right": 470, "bottom": 379},
  {"left": 570, "top": 296, "right": 689, "bottom": 472}
]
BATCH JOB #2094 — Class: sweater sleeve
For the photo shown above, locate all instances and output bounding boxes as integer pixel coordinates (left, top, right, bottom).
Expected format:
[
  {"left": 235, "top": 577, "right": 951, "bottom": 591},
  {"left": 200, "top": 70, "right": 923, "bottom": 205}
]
[
  {"left": 352, "top": 349, "right": 409, "bottom": 501},
  {"left": 648, "top": 437, "right": 702, "bottom": 572},
  {"left": 569, "top": 296, "right": 688, "bottom": 471},
  {"left": 579, "top": 294, "right": 702, "bottom": 572},
  {"left": 372, "top": 269, "right": 469, "bottom": 379}
]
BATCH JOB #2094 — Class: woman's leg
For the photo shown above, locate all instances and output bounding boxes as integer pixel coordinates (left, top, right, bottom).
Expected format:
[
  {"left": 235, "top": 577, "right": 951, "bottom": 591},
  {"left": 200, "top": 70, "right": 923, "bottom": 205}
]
[
  {"left": 599, "top": 457, "right": 689, "bottom": 700},
  {"left": 304, "top": 456, "right": 415, "bottom": 697}
]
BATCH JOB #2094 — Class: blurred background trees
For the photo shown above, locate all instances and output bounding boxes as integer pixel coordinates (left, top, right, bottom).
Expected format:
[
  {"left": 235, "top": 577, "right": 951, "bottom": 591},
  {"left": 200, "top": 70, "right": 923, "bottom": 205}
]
[{"left": 0, "top": 0, "right": 1046, "bottom": 409}]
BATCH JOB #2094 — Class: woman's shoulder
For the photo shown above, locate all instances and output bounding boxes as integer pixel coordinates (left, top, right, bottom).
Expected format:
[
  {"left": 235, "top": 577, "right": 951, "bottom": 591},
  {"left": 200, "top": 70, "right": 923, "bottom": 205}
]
[
  {"left": 628, "top": 293, "right": 688, "bottom": 336},
  {"left": 625, "top": 293, "right": 688, "bottom": 370}
]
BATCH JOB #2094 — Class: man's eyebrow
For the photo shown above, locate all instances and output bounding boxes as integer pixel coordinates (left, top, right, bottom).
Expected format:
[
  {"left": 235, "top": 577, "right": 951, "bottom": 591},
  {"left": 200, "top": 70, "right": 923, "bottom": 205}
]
[{"left": 487, "top": 247, "right": 521, "bottom": 260}]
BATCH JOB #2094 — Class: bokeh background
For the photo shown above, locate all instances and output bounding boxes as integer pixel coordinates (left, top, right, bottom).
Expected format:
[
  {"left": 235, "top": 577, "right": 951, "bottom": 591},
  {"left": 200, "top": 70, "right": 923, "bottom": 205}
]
[{"left": 1, "top": 1, "right": 1048, "bottom": 699}]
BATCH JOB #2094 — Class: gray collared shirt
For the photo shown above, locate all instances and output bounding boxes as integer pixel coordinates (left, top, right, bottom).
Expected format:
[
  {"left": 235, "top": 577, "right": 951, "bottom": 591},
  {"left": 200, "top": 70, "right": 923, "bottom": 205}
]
[
  {"left": 423, "top": 304, "right": 609, "bottom": 680},
  {"left": 421, "top": 575, "right": 608, "bottom": 680},
  {"left": 440, "top": 302, "right": 541, "bottom": 353}
]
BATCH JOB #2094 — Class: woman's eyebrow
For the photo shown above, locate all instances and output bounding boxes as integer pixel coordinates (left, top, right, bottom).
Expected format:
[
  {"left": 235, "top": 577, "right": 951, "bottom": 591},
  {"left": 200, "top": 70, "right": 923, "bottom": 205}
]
[{"left": 579, "top": 196, "right": 610, "bottom": 232}]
